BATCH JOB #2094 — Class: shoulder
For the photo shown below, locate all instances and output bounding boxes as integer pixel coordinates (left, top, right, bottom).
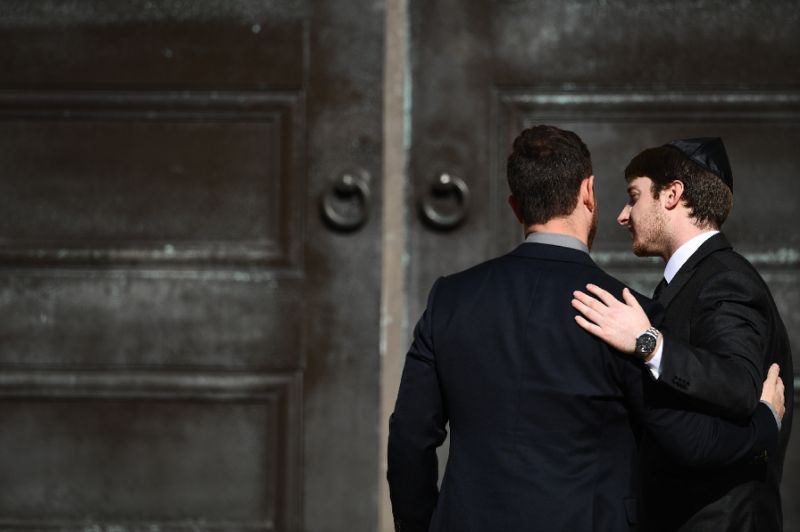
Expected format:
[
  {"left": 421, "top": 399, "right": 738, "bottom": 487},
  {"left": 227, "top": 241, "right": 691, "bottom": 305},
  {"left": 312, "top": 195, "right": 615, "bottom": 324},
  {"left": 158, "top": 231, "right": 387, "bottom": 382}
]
[
  {"left": 692, "top": 250, "right": 771, "bottom": 307},
  {"left": 585, "top": 267, "right": 652, "bottom": 305},
  {"left": 698, "top": 248, "right": 767, "bottom": 289},
  {"left": 702, "top": 246, "right": 758, "bottom": 274},
  {"left": 692, "top": 234, "right": 761, "bottom": 281},
  {"left": 433, "top": 255, "right": 505, "bottom": 290},
  {"left": 426, "top": 255, "right": 512, "bottom": 306}
]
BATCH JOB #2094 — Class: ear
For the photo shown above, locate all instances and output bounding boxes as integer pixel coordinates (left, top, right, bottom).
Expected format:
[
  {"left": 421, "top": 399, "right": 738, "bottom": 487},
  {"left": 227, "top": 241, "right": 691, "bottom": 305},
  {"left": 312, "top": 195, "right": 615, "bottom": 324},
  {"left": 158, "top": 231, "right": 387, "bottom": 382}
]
[
  {"left": 581, "top": 175, "right": 596, "bottom": 212},
  {"left": 508, "top": 195, "right": 525, "bottom": 224},
  {"left": 662, "top": 180, "right": 685, "bottom": 210}
]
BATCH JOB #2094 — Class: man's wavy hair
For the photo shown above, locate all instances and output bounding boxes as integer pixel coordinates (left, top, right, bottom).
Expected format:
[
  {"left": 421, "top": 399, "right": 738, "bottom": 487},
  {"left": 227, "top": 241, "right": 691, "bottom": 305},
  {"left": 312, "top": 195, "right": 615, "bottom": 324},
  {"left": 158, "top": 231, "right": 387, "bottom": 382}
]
[
  {"left": 624, "top": 147, "right": 733, "bottom": 229},
  {"left": 507, "top": 125, "right": 593, "bottom": 225}
]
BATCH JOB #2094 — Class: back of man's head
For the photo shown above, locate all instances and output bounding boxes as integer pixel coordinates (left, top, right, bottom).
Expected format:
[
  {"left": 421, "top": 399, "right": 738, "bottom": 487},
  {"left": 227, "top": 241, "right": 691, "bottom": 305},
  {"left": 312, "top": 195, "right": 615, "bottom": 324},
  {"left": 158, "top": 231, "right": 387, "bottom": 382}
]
[{"left": 507, "top": 125, "right": 593, "bottom": 225}]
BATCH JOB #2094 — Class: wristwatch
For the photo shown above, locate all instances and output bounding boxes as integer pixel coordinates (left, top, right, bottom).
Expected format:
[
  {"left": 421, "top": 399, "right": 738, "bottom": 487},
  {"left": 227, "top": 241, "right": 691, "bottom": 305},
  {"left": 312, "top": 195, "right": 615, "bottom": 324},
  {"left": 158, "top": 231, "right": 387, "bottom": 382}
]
[{"left": 635, "top": 327, "right": 660, "bottom": 358}]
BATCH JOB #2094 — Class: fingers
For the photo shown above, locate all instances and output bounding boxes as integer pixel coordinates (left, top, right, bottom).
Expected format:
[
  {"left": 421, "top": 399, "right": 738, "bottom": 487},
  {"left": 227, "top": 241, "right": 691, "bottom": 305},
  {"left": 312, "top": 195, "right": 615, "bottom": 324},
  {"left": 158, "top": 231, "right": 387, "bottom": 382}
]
[
  {"left": 587, "top": 284, "right": 643, "bottom": 312},
  {"left": 776, "top": 376, "right": 786, "bottom": 419},
  {"left": 571, "top": 296, "right": 604, "bottom": 325},
  {"left": 622, "top": 287, "right": 643, "bottom": 310},
  {"left": 760, "top": 364, "right": 786, "bottom": 421},
  {"left": 585, "top": 284, "right": 618, "bottom": 307},
  {"left": 573, "top": 290, "right": 607, "bottom": 311},
  {"left": 574, "top": 315, "right": 605, "bottom": 338},
  {"left": 765, "top": 363, "right": 780, "bottom": 387}
]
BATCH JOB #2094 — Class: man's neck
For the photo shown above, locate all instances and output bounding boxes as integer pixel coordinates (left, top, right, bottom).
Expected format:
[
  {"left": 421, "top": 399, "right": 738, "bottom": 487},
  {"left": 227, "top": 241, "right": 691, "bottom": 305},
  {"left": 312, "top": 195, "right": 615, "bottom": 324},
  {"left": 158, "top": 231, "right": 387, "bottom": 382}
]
[
  {"left": 664, "top": 223, "right": 717, "bottom": 261},
  {"left": 525, "top": 219, "right": 588, "bottom": 247},
  {"left": 525, "top": 231, "right": 589, "bottom": 253},
  {"left": 662, "top": 229, "right": 720, "bottom": 282}
]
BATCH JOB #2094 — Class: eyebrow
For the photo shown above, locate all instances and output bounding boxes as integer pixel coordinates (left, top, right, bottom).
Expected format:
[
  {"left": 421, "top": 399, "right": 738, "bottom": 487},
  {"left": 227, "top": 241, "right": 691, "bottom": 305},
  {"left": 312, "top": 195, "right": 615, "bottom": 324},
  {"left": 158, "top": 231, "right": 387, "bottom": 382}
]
[{"left": 627, "top": 186, "right": 637, "bottom": 194}]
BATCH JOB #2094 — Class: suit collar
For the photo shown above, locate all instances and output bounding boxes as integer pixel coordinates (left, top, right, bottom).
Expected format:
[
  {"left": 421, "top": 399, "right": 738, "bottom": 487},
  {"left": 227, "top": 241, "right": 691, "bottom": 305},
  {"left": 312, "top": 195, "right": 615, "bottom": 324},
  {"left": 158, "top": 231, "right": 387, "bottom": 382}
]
[
  {"left": 510, "top": 242, "right": 597, "bottom": 267},
  {"left": 658, "top": 232, "right": 733, "bottom": 306},
  {"left": 525, "top": 231, "right": 589, "bottom": 254},
  {"left": 663, "top": 230, "right": 719, "bottom": 283}
]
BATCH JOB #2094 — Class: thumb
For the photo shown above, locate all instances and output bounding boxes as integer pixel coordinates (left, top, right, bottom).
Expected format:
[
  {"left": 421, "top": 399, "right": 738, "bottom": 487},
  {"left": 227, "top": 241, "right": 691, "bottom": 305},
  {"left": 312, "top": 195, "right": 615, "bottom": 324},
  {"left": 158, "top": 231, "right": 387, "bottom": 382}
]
[{"left": 622, "top": 287, "right": 642, "bottom": 309}]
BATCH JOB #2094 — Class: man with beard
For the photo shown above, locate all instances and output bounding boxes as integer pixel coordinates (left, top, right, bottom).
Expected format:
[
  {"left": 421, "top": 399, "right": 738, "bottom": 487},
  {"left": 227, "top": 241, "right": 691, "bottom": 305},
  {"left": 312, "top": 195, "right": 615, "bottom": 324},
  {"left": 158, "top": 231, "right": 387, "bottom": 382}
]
[
  {"left": 387, "top": 126, "right": 785, "bottom": 532},
  {"left": 572, "top": 138, "right": 793, "bottom": 531}
]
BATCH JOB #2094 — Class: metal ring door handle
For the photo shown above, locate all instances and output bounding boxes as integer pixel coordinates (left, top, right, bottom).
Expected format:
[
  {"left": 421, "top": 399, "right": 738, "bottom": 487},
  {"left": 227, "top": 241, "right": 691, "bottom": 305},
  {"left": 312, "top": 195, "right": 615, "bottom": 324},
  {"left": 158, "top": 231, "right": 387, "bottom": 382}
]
[
  {"left": 419, "top": 172, "right": 470, "bottom": 230},
  {"left": 320, "top": 169, "right": 371, "bottom": 232}
]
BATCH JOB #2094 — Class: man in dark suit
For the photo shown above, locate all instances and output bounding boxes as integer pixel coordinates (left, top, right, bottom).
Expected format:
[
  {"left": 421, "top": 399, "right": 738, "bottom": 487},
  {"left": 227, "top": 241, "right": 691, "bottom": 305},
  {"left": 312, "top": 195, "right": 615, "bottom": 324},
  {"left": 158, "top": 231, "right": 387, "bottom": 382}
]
[
  {"left": 387, "top": 126, "right": 785, "bottom": 532},
  {"left": 573, "top": 138, "right": 793, "bottom": 531}
]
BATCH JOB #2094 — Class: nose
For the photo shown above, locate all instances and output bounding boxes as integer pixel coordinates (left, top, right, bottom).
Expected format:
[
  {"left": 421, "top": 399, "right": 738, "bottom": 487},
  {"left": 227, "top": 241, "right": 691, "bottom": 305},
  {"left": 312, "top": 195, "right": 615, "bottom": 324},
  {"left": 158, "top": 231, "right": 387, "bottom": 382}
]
[{"left": 617, "top": 204, "right": 630, "bottom": 226}]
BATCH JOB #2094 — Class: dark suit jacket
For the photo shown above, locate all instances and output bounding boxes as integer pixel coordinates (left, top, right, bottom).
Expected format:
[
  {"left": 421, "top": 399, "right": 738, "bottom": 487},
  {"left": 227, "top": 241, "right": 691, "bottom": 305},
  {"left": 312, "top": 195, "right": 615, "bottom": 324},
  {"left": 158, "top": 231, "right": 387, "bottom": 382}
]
[
  {"left": 645, "top": 232, "right": 794, "bottom": 532},
  {"left": 387, "top": 243, "right": 778, "bottom": 532}
]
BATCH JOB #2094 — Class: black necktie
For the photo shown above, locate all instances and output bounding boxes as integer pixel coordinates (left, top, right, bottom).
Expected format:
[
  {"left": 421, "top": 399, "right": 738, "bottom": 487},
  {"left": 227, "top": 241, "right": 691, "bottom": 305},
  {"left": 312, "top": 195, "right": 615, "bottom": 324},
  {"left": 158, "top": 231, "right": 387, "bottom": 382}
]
[{"left": 653, "top": 278, "right": 668, "bottom": 301}]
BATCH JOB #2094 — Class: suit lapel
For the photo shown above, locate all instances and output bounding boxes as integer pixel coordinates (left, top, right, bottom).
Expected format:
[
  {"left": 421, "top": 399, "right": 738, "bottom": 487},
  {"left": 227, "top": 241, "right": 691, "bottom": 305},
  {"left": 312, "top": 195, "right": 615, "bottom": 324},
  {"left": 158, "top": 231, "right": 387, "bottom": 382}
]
[
  {"left": 658, "top": 268, "right": 692, "bottom": 307},
  {"left": 657, "top": 233, "right": 733, "bottom": 307}
]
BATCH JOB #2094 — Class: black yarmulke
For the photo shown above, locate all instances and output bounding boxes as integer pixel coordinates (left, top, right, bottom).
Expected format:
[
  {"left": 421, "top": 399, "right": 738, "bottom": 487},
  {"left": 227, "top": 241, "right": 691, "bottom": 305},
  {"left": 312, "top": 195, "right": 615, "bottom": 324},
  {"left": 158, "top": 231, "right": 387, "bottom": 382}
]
[{"left": 664, "top": 137, "right": 733, "bottom": 192}]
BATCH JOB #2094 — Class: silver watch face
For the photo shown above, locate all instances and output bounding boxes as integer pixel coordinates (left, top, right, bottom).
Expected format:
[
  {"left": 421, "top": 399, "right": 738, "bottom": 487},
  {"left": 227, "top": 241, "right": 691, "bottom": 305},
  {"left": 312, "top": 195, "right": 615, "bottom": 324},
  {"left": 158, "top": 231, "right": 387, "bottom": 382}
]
[{"left": 635, "top": 333, "right": 657, "bottom": 355}]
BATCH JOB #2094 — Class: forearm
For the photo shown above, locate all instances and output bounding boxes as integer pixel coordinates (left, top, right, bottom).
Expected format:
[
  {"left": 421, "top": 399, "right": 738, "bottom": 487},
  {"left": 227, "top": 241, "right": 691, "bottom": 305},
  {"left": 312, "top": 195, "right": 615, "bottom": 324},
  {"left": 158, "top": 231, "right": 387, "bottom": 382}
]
[
  {"left": 626, "top": 363, "right": 778, "bottom": 468},
  {"left": 654, "top": 402, "right": 778, "bottom": 468}
]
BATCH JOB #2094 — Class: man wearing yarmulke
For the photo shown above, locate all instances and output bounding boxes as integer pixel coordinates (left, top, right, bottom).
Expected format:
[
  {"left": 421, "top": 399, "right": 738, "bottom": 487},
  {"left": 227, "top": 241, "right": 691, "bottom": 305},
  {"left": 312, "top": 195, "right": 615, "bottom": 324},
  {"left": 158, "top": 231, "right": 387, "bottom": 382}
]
[{"left": 572, "top": 138, "right": 793, "bottom": 531}]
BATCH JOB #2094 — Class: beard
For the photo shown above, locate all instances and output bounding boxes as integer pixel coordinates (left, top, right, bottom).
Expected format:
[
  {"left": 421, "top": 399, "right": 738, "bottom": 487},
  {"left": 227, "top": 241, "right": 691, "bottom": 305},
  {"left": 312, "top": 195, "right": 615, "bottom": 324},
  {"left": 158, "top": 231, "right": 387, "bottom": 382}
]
[
  {"left": 587, "top": 207, "right": 598, "bottom": 251},
  {"left": 631, "top": 237, "right": 649, "bottom": 256},
  {"left": 631, "top": 204, "right": 668, "bottom": 257}
]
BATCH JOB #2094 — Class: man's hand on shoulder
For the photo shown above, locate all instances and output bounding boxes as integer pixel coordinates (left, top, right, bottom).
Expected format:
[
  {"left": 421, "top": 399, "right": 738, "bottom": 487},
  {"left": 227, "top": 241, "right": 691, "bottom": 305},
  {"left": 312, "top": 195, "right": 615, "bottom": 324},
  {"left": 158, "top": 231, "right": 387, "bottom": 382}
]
[
  {"left": 760, "top": 363, "right": 786, "bottom": 425},
  {"left": 572, "top": 284, "right": 654, "bottom": 357}
]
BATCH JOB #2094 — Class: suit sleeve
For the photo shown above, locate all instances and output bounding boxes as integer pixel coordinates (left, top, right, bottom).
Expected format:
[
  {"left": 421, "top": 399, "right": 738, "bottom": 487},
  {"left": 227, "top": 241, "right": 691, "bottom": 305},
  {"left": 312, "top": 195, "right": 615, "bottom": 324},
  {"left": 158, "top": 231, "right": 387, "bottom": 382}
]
[
  {"left": 387, "top": 278, "right": 448, "bottom": 532},
  {"left": 619, "top": 357, "right": 778, "bottom": 468},
  {"left": 660, "top": 269, "right": 769, "bottom": 419}
]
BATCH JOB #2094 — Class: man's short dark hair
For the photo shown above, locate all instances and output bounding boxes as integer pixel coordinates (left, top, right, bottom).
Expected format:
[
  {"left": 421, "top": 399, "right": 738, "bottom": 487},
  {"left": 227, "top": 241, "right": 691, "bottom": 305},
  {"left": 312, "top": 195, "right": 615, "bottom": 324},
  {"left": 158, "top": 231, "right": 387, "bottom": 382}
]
[
  {"left": 624, "top": 146, "right": 733, "bottom": 229},
  {"left": 507, "top": 125, "right": 593, "bottom": 225}
]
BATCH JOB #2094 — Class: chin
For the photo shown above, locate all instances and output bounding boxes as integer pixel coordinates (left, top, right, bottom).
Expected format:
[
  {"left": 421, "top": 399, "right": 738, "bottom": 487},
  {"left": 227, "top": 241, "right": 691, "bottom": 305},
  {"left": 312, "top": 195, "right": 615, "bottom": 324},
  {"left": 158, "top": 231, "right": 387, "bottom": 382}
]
[{"left": 632, "top": 242, "right": 656, "bottom": 257}]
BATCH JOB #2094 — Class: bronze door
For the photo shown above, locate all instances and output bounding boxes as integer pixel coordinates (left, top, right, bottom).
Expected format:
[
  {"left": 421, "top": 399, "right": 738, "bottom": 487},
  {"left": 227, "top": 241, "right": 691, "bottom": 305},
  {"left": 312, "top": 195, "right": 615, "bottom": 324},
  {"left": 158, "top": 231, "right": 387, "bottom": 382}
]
[
  {"left": 0, "top": 1, "right": 383, "bottom": 531},
  {"left": 407, "top": 1, "right": 800, "bottom": 529},
  {"left": 2, "top": 1, "right": 799, "bottom": 530}
]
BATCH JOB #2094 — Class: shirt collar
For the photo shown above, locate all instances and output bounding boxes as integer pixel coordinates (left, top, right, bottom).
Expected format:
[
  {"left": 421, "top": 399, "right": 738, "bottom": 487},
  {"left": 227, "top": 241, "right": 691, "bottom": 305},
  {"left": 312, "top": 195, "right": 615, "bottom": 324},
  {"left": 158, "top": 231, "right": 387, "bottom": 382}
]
[
  {"left": 525, "top": 231, "right": 589, "bottom": 254},
  {"left": 664, "top": 230, "right": 719, "bottom": 283}
]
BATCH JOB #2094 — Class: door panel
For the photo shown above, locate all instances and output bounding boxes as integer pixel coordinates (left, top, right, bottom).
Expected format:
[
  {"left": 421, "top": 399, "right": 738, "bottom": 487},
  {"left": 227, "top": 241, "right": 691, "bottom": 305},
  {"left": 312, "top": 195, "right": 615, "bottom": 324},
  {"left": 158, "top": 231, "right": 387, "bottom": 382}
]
[
  {"left": 0, "top": 2, "right": 304, "bottom": 88},
  {"left": 410, "top": 1, "right": 800, "bottom": 528},
  {"left": 0, "top": 93, "right": 300, "bottom": 260},
  {"left": 0, "top": 373, "right": 296, "bottom": 527},
  {"left": 0, "top": 1, "right": 384, "bottom": 531}
]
